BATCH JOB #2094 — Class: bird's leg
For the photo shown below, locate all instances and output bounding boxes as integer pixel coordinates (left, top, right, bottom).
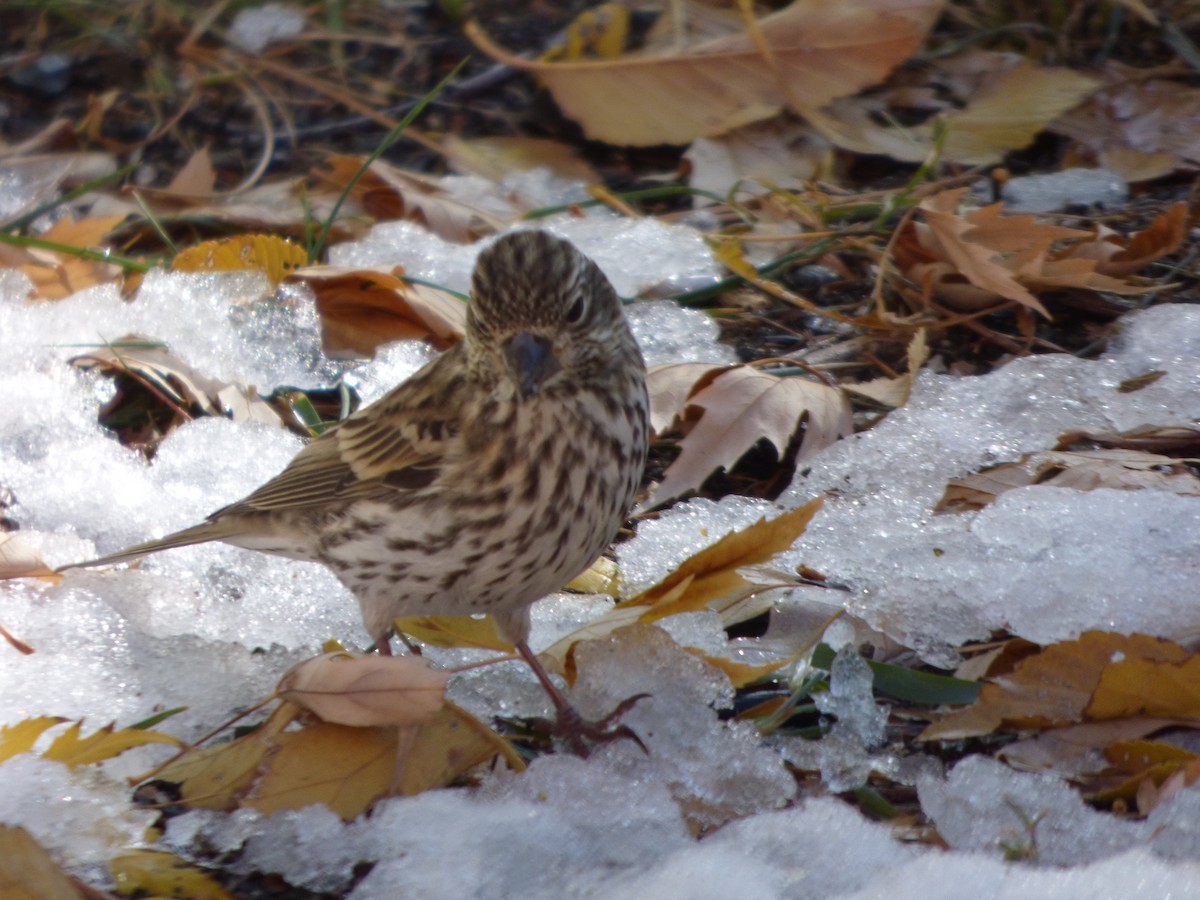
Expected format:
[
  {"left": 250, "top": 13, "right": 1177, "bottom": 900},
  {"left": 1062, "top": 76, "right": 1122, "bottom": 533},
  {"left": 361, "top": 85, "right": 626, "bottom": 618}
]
[{"left": 514, "top": 640, "right": 649, "bottom": 757}]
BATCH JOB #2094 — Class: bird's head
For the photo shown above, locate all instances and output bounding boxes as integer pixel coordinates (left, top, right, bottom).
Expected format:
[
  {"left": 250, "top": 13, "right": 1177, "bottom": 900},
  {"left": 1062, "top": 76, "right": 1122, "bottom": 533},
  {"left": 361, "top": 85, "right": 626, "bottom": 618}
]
[{"left": 466, "top": 231, "right": 641, "bottom": 399}]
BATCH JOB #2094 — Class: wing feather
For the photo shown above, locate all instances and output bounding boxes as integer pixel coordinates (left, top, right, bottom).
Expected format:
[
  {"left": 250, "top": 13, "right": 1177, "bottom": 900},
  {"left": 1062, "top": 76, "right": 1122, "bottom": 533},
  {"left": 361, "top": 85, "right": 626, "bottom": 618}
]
[{"left": 212, "top": 347, "right": 468, "bottom": 519}]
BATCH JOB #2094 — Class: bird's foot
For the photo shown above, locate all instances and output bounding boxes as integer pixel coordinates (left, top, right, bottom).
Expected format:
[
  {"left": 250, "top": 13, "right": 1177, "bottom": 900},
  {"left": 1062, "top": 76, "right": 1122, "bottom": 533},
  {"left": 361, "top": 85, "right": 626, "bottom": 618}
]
[{"left": 532, "top": 693, "right": 650, "bottom": 757}]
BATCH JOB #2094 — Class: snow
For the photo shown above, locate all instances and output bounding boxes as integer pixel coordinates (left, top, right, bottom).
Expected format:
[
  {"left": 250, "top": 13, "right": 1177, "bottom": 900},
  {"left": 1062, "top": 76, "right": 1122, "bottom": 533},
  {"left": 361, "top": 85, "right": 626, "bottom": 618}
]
[{"left": 5, "top": 215, "right": 1200, "bottom": 894}]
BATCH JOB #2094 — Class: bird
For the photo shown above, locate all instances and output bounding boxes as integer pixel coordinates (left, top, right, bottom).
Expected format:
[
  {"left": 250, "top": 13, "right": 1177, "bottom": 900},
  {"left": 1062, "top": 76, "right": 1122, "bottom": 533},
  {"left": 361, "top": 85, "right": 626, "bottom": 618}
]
[{"left": 64, "top": 230, "right": 651, "bottom": 752}]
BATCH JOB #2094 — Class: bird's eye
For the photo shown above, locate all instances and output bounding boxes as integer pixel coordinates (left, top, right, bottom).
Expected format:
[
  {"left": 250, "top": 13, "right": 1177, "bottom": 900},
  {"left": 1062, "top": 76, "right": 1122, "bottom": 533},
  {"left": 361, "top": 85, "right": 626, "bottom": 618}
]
[{"left": 565, "top": 293, "right": 587, "bottom": 324}]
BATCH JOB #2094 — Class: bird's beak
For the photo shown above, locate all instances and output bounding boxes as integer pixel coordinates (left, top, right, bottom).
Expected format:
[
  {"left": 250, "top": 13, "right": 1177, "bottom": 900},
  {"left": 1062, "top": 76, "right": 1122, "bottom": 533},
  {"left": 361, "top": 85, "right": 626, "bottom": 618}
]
[{"left": 503, "top": 332, "right": 560, "bottom": 399}]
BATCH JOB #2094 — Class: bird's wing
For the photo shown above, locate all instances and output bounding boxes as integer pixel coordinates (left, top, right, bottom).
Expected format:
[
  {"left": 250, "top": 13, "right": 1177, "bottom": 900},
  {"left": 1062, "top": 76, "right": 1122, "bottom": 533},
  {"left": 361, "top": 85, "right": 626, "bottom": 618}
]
[{"left": 213, "top": 349, "right": 468, "bottom": 517}]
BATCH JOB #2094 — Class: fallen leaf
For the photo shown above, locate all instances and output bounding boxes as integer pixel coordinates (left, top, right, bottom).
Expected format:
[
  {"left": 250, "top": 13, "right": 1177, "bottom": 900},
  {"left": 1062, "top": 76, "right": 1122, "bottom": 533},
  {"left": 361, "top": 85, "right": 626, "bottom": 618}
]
[
  {"left": 646, "top": 365, "right": 851, "bottom": 508},
  {"left": 42, "top": 720, "right": 181, "bottom": 767},
  {"left": 0, "top": 717, "right": 68, "bottom": 763},
  {"left": 542, "top": 499, "right": 824, "bottom": 674},
  {"left": 935, "top": 447, "right": 1200, "bottom": 513},
  {"left": 0, "top": 533, "right": 58, "bottom": 581},
  {"left": 921, "top": 632, "right": 1191, "bottom": 741},
  {"left": 441, "top": 135, "right": 600, "bottom": 184},
  {"left": 1052, "top": 69, "right": 1200, "bottom": 181},
  {"left": 0, "top": 825, "right": 84, "bottom": 900},
  {"left": 1062, "top": 202, "right": 1189, "bottom": 279},
  {"left": 393, "top": 614, "right": 512, "bottom": 652},
  {"left": 1088, "top": 654, "right": 1200, "bottom": 721},
  {"left": 291, "top": 265, "right": 467, "bottom": 356},
  {"left": 246, "top": 720, "right": 400, "bottom": 818},
  {"left": 844, "top": 328, "right": 929, "bottom": 408},
  {"left": 801, "top": 54, "right": 1097, "bottom": 165},
  {"left": 278, "top": 651, "right": 450, "bottom": 727},
  {"left": 315, "top": 156, "right": 505, "bottom": 242},
  {"left": 895, "top": 188, "right": 1159, "bottom": 315},
  {"left": 467, "top": 0, "right": 945, "bottom": 146},
  {"left": 171, "top": 233, "right": 307, "bottom": 287},
  {"left": 110, "top": 850, "right": 234, "bottom": 900}
]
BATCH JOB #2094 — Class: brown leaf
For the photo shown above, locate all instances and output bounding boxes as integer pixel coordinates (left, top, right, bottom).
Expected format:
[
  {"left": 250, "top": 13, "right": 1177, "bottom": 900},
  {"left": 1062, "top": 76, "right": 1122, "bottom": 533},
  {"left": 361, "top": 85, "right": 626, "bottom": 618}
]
[
  {"left": 315, "top": 156, "right": 505, "bottom": 242},
  {"left": 166, "top": 147, "right": 217, "bottom": 197},
  {"left": 1061, "top": 202, "right": 1189, "bottom": 279},
  {"left": 467, "top": 0, "right": 945, "bottom": 146},
  {"left": 935, "top": 447, "right": 1200, "bottom": 513},
  {"left": 278, "top": 651, "right": 449, "bottom": 727},
  {"left": 292, "top": 265, "right": 467, "bottom": 356},
  {"left": 1052, "top": 70, "right": 1200, "bottom": 182},
  {"left": 645, "top": 362, "right": 730, "bottom": 435},
  {"left": 896, "top": 189, "right": 1158, "bottom": 315},
  {"left": 646, "top": 365, "right": 851, "bottom": 508},
  {"left": 920, "top": 632, "right": 1191, "bottom": 741},
  {"left": 0, "top": 825, "right": 85, "bottom": 900}
]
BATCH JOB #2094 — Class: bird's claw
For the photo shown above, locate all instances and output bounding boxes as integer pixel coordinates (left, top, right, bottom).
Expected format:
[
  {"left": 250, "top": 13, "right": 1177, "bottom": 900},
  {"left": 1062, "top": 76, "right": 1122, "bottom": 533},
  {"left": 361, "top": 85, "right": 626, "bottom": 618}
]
[{"left": 551, "top": 692, "right": 651, "bottom": 758}]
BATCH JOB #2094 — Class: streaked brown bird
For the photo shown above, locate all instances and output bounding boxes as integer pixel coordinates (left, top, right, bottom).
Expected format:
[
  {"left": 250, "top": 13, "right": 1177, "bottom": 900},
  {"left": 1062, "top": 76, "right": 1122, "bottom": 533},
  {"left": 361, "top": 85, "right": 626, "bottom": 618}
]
[{"left": 66, "top": 230, "right": 650, "bottom": 750}]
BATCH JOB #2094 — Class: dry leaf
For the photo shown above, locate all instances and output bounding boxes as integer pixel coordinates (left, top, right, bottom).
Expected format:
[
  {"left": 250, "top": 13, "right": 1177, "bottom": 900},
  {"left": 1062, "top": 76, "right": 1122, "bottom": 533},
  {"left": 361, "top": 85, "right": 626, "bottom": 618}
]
[
  {"left": 42, "top": 720, "right": 181, "bottom": 767},
  {"left": 0, "top": 717, "right": 67, "bottom": 763},
  {"left": 542, "top": 499, "right": 825, "bottom": 673},
  {"left": 1000, "top": 718, "right": 1181, "bottom": 777},
  {"left": 441, "top": 135, "right": 599, "bottom": 184},
  {"left": 1061, "top": 202, "right": 1188, "bottom": 279},
  {"left": 0, "top": 825, "right": 84, "bottom": 900},
  {"left": 315, "top": 156, "right": 505, "bottom": 242},
  {"left": 172, "top": 233, "right": 307, "bottom": 287},
  {"left": 467, "top": 0, "right": 945, "bottom": 146},
  {"left": 110, "top": 850, "right": 234, "bottom": 900},
  {"left": 935, "top": 447, "right": 1200, "bottom": 513},
  {"left": 921, "top": 632, "right": 1192, "bottom": 741},
  {"left": 165, "top": 147, "right": 216, "bottom": 197},
  {"left": 844, "top": 329, "right": 929, "bottom": 408},
  {"left": 0, "top": 533, "right": 58, "bottom": 582},
  {"left": 291, "top": 265, "right": 467, "bottom": 356},
  {"left": 246, "top": 720, "right": 401, "bottom": 818},
  {"left": 797, "top": 55, "right": 1096, "bottom": 165},
  {"left": 1052, "top": 70, "right": 1200, "bottom": 181},
  {"left": 0, "top": 214, "right": 126, "bottom": 300},
  {"left": 646, "top": 364, "right": 851, "bottom": 508},
  {"left": 1088, "top": 654, "right": 1200, "bottom": 721},
  {"left": 278, "top": 651, "right": 450, "bottom": 727},
  {"left": 393, "top": 614, "right": 513, "bottom": 652},
  {"left": 895, "top": 188, "right": 1158, "bottom": 315}
]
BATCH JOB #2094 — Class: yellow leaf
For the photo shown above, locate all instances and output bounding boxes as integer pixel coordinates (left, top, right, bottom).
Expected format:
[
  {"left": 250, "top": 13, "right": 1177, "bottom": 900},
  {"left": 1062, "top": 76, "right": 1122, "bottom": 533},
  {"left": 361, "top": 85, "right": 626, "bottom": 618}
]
[
  {"left": 686, "top": 647, "right": 798, "bottom": 688},
  {"left": 395, "top": 702, "right": 525, "bottom": 797},
  {"left": 0, "top": 717, "right": 66, "bottom": 763},
  {"left": 1088, "top": 654, "right": 1200, "bottom": 721},
  {"left": 0, "top": 825, "right": 83, "bottom": 900},
  {"left": 624, "top": 497, "right": 824, "bottom": 617},
  {"left": 43, "top": 720, "right": 182, "bottom": 768},
  {"left": 394, "top": 614, "right": 514, "bottom": 652},
  {"left": 921, "top": 632, "right": 1192, "bottom": 741},
  {"left": 171, "top": 234, "right": 307, "bottom": 287},
  {"left": 159, "top": 704, "right": 295, "bottom": 811},
  {"left": 541, "top": 501, "right": 823, "bottom": 676},
  {"left": 110, "top": 849, "right": 234, "bottom": 900},
  {"left": 565, "top": 555, "right": 621, "bottom": 597}
]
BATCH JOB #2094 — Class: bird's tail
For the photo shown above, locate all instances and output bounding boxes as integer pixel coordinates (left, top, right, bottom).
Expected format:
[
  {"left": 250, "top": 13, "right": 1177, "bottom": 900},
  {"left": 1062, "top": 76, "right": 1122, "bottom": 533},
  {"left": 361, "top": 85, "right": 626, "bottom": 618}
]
[{"left": 57, "top": 522, "right": 235, "bottom": 572}]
